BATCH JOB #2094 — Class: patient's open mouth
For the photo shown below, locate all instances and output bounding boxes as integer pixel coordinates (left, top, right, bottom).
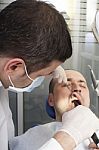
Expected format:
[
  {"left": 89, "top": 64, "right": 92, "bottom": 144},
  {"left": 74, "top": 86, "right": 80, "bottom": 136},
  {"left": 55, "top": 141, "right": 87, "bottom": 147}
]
[{"left": 72, "top": 100, "right": 81, "bottom": 107}]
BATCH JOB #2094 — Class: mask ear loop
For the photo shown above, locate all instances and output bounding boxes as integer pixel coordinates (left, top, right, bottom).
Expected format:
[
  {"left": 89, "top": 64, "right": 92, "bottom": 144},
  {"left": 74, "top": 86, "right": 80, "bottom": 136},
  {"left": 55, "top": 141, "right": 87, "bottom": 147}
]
[
  {"left": 24, "top": 63, "right": 34, "bottom": 81},
  {"left": 8, "top": 75, "right": 15, "bottom": 87},
  {"left": 8, "top": 63, "right": 34, "bottom": 87}
]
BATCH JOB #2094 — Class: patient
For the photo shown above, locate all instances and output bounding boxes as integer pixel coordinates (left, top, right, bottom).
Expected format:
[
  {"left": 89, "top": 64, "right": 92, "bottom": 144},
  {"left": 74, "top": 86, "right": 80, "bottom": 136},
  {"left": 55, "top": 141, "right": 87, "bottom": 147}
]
[{"left": 9, "top": 70, "right": 98, "bottom": 150}]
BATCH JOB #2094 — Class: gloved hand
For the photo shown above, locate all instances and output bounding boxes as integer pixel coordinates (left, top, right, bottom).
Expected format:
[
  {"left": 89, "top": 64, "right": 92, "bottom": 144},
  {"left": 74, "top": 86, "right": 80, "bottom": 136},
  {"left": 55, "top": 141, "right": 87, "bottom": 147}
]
[
  {"left": 53, "top": 66, "right": 67, "bottom": 83},
  {"left": 89, "top": 142, "right": 99, "bottom": 149},
  {"left": 59, "top": 105, "right": 99, "bottom": 146}
]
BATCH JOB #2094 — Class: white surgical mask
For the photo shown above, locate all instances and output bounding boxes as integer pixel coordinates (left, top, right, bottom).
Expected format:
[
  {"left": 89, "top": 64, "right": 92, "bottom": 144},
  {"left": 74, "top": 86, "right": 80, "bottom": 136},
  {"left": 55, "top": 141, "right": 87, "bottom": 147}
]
[{"left": 8, "top": 64, "right": 45, "bottom": 92}]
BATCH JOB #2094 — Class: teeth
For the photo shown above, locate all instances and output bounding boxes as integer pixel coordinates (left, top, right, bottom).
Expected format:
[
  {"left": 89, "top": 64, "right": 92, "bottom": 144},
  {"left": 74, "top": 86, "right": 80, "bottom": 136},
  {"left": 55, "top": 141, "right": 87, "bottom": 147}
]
[{"left": 71, "top": 97, "right": 78, "bottom": 101}]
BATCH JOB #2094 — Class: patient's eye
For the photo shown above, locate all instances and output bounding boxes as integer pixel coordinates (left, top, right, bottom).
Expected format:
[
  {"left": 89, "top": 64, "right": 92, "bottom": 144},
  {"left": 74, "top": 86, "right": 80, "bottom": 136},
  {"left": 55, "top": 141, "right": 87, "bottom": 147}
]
[
  {"left": 61, "top": 82, "right": 72, "bottom": 88},
  {"left": 61, "top": 83, "right": 67, "bottom": 87},
  {"left": 79, "top": 82, "right": 87, "bottom": 88},
  {"left": 67, "top": 83, "right": 72, "bottom": 87}
]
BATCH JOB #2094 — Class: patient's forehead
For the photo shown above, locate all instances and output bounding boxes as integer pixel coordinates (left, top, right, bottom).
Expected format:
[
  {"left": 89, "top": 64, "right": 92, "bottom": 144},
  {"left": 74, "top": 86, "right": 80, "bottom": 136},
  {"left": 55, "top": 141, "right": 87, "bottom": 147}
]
[{"left": 65, "top": 70, "right": 86, "bottom": 83}]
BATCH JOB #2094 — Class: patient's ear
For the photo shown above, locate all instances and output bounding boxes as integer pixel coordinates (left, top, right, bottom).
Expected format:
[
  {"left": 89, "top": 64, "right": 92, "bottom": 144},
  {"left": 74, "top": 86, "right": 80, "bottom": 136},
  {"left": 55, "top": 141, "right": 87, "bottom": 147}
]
[{"left": 48, "top": 93, "right": 54, "bottom": 106}]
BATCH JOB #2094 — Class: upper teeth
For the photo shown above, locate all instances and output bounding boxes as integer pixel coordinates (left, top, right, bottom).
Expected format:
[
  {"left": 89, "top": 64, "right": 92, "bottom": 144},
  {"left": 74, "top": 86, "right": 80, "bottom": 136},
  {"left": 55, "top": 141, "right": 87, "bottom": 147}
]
[{"left": 71, "top": 97, "right": 78, "bottom": 101}]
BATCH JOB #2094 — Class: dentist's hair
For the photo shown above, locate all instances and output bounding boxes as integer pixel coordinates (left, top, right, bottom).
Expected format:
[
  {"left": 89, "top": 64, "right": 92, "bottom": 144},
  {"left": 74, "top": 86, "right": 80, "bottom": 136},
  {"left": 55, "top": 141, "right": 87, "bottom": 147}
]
[{"left": 0, "top": 0, "right": 72, "bottom": 73}]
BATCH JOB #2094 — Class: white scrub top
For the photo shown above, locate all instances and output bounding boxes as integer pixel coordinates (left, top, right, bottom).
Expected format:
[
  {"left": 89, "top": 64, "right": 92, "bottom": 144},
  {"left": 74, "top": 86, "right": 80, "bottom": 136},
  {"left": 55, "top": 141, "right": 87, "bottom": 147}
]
[
  {"left": 0, "top": 83, "right": 14, "bottom": 150},
  {"left": 9, "top": 122, "right": 90, "bottom": 150}
]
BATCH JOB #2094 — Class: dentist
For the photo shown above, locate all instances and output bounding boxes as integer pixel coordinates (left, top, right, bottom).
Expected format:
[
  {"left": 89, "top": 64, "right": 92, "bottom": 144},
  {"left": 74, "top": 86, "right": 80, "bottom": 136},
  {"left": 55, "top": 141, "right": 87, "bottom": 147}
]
[{"left": 0, "top": 0, "right": 72, "bottom": 149}]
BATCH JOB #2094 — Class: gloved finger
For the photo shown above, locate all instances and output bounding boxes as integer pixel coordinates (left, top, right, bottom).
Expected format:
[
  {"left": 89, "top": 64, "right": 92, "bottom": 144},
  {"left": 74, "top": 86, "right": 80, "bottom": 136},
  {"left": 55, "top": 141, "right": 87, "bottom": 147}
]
[
  {"left": 53, "top": 75, "right": 67, "bottom": 83},
  {"left": 58, "top": 76, "right": 67, "bottom": 84},
  {"left": 57, "top": 75, "right": 63, "bottom": 83},
  {"left": 89, "top": 142, "right": 98, "bottom": 149},
  {"left": 62, "top": 76, "right": 67, "bottom": 83},
  {"left": 53, "top": 73, "right": 60, "bottom": 79}
]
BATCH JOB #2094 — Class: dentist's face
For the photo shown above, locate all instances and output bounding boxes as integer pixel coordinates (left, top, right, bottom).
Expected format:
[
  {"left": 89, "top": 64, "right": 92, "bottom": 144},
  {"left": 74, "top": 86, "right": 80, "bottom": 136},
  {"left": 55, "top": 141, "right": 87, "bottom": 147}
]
[{"left": 51, "top": 70, "right": 90, "bottom": 117}]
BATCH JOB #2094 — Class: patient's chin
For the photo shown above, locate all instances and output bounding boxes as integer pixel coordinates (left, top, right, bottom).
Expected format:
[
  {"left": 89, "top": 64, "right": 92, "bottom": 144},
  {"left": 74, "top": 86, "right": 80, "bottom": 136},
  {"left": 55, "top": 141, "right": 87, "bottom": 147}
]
[
  {"left": 57, "top": 105, "right": 74, "bottom": 115},
  {"left": 55, "top": 99, "right": 76, "bottom": 115}
]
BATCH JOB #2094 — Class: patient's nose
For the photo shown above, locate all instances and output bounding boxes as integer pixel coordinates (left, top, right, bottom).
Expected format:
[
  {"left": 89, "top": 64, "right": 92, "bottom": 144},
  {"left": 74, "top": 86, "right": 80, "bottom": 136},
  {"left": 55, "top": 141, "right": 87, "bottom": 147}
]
[
  {"left": 73, "top": 89, "right": 81, "bottom": 93},
  {"left": 72, "top": 83, "right": 81, "bottom": 93}
]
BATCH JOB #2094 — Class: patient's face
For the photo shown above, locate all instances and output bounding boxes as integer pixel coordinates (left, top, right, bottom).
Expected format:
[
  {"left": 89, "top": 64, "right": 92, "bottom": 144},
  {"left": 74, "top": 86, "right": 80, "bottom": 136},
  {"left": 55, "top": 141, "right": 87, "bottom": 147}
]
[{"left": 49, "top": 70, "right": 90, "bottom": 119}]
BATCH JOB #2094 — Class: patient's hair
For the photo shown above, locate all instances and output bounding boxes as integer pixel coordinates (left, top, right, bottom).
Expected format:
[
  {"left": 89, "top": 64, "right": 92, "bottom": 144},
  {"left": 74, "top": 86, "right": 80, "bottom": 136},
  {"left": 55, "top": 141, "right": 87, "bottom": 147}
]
[{"left": 0, "top": 0, "right": 72, "bottom": 73}]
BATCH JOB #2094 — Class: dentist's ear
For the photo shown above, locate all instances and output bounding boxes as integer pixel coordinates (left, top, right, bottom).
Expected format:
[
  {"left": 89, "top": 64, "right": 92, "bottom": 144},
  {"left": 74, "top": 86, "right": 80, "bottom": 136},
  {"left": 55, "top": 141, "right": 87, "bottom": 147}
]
[
  {"left": 48, "top": 93, "right": 54, "bottom": 107},
  {"left": 4, "top": 58, "right": 25, "bottom": 77}
]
